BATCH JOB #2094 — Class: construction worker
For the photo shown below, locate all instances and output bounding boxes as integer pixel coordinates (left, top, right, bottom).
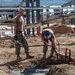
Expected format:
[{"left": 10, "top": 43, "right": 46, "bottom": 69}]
[
  {"left": 41, "top": 28, "right": 58, "bottom": 59},
  {"left": 13, "top": 7, "right": 34, "bottom": 60}
]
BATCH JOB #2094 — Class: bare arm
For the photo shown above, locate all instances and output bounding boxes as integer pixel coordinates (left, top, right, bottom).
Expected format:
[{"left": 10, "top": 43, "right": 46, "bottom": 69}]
[
  {"left": 41, "top": 36, "right": 48, "bottom": 46},
  {"left": 23, "top": 25, "right": 25, "bottom": 31},
  {"left": 13, "top": 17, "right": 17, "bottom": 36},
  {"left": 52, "top": 38, "right": 57, "bottom": 49}
]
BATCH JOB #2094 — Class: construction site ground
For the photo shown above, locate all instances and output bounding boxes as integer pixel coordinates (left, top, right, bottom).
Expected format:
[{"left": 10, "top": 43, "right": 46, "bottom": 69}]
[{"left": 0, "top": 33, "right": 75, "bottom": 75}]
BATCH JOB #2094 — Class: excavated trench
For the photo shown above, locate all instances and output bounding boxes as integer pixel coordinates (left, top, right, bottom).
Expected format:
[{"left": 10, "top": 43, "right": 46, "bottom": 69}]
[{"left": 12, "top": 54, "right": 75, "bottom": 75}]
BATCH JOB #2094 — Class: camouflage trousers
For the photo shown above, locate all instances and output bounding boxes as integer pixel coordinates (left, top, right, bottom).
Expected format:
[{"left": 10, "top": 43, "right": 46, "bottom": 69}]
[
  {"left": 15, "top": 32, "right": 29, "bottom": 55},
  {"left": 43, "top": 39, "right": 55, "bottom": 54}
]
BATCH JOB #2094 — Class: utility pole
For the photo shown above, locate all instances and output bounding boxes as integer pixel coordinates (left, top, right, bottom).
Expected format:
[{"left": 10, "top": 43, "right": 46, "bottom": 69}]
[
  {"left": 72, "top": 0, "right": 75, "bottom": 10},
  {"left": 31, "top": 0, "right": 35, "bottom": 23},
  {"left": 36, "top": 0, "right": 40, "bottom": 22},
  {"left": 61, "top": 5, "right": 65, "bottom": 24}
]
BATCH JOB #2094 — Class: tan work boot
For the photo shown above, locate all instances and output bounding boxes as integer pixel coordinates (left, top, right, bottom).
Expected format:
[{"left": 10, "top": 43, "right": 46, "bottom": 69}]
[
  {"left": 17, "top": 55, "right": 22, "bottom": 60},
  {"left": 42, "top": 55, "right": 46, "bottom": 59},
  {"left": 26, "top": 53, "right": 34, "bottom": 59},
  {"left": 42, "top": 52, "right": 46, "bottom": 59}
]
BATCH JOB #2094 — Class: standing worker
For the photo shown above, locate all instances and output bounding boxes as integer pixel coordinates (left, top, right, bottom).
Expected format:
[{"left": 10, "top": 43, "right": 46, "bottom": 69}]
[
  {"left": 41, "top": 28, "right": 58, "bottom": 59},
  {"left": 13, "top": 7, "right": 34, "bottom": 60}
]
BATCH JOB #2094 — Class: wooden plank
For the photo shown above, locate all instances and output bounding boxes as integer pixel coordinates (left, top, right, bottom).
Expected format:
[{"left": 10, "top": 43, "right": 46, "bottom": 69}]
[
  {"left": 62, "top": 1, "right": 72, "bottom": 7},
  {"left": 18, "top": 1, "right": 23, "bottom": 7},
  {"left": 69, "top": 62, "right": 75, "bottom": 66},
  {"left": 0, "top": 36, "right": 13, "bottom": 40},
  {"left": 0, "top": 14, "right": 75, "bottom": 30},
  {"left": 25, "top": 22, "right": 42, "bottom": 29}
]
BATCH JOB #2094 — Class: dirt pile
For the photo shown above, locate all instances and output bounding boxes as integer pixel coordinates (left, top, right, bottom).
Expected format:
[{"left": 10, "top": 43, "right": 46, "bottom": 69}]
[
  {"left": 43, "top": 25, "right": 74, "bottom": 34},
  {"left": 47, "top": 64, "right": 75, "bottom": 75}
]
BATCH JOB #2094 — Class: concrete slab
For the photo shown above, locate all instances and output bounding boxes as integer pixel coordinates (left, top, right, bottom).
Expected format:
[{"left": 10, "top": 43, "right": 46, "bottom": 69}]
[{"left": 12, "top": 67, "right": 49, "bottom": 75}]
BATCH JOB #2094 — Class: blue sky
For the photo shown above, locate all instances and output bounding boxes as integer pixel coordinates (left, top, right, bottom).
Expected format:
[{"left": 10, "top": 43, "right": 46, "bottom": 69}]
[
  {"left": 40, "top": 0, "right": 71, "bottom": 6},
  {"left": 0, "top": 0, "right": 71, "bottom": 6},
  {"left": 0, "top": 0, "right": 21, "bottom": 6}
]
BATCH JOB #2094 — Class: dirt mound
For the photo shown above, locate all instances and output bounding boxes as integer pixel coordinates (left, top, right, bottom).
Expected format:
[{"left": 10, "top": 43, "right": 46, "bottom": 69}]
[
  {"left": 43, "top": 25, "right": 74, "bottom": 34},
  {"left": 47, "top": 64, "right": 75, "bottom": 75}
]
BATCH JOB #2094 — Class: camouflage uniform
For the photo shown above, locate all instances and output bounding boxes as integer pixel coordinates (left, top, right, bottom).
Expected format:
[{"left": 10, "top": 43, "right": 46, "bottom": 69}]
[{"left": 16, "top": 32, "right": 29, "bottom": 55}]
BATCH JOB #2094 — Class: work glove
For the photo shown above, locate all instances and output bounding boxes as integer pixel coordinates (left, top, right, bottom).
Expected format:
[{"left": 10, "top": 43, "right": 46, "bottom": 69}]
[{"left": 14, "top": 36, "right": 17, "bottom": 40}]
